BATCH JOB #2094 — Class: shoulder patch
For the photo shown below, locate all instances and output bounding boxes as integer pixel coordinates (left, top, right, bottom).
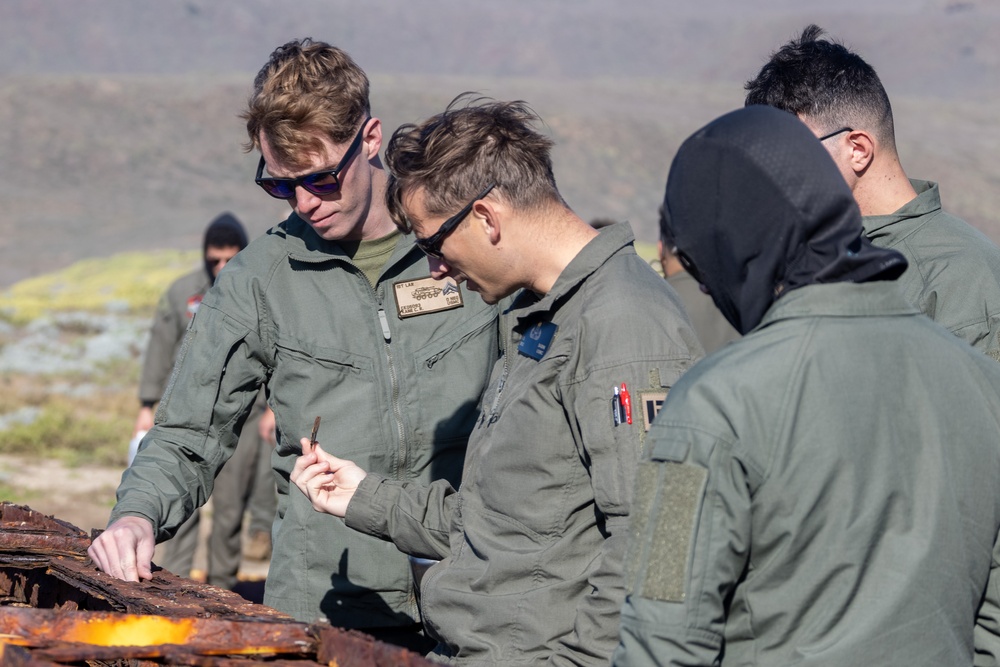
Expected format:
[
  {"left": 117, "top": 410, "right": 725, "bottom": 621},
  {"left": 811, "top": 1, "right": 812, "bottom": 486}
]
[{"left": 517, "top": 321, "right": 558, "bottom": 360}]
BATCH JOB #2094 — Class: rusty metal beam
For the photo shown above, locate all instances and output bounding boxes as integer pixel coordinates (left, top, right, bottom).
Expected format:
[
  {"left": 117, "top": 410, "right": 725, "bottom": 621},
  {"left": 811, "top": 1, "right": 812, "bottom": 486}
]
[{"left": 0, "top": 502, "right": 439, "bottom": 666}]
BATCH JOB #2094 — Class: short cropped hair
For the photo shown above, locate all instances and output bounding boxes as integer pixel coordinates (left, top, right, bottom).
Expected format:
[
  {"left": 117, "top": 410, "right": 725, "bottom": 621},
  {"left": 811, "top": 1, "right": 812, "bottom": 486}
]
[
  {"left": 744, "top": 25, "right": 897, "bottom": 153},
  {"left": 384, "top": 94, "right": 563, "bottom": 233},
  {"left": 241, "top": 38, "right": 370, "bottom": 168}
]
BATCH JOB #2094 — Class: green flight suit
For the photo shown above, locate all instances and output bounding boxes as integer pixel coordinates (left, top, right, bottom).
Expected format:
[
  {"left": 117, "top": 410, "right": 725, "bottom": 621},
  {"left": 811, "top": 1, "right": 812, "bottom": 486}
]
[
  {"left": 863, "top": 179, "right": 1000, "bottom": 361},
  {"left": 615, "top": 282, "right": 1000, "bottom": 666},
  {"left": 346, "top": 224, "right": 703, "bottom": 665},
  {"left": 114, "top": 213, "right": 500, "bottom": 630}
]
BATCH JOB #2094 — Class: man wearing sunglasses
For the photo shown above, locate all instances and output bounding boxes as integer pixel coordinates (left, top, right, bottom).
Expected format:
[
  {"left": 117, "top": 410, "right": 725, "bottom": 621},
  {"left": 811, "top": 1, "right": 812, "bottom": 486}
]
[
  {"left": 89, "top": 39, "right": 500, "bottom": 652},
  {"left": 291, "top": 96, "right": 703, "bottom": 665},
  {"left": 745, "top": 25, "right": 1000, "bottom": 362}
]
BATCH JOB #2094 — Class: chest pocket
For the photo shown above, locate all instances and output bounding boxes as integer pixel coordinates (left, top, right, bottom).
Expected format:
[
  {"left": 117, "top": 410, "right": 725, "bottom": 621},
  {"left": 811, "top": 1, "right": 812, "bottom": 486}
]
[{"left": 270, "top": 339, "right": 387, "bottom": 467}]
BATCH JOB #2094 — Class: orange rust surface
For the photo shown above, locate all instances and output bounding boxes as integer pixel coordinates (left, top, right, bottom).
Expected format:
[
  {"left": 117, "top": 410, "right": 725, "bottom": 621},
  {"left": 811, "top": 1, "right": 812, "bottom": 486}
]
[{"left": 0, "top": 502, "right": 439, "bottom": 666}]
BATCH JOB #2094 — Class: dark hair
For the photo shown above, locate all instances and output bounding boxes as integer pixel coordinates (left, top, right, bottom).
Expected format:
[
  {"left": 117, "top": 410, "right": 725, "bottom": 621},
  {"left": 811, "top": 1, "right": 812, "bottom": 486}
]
[
  {"left": 241, "top": 38, "right": 370, "bottom": 168},
  {"left": 384, "top": 93, "right": 563, "bottom": 233},
  {"left": 657, "top": 204, "right": 676, "bottom": 252},
  {"left": 744, "top": 25, "right": 897, "bottom": 153}
]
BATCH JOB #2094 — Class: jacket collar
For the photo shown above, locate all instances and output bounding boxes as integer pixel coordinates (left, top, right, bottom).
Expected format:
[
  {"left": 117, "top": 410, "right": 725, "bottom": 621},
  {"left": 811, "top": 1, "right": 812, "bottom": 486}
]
[
  {"left": 510, "top": 222, "right": 635, "bottom": 326},
  {"left": 862, "top": 179, "right": 941, "bottom": 238},
  {"left": 280, "top": 212, "right": 420, "bottom": 269},
  {"left": 755, "top": 281, "right": 920, "bottom": 333}
]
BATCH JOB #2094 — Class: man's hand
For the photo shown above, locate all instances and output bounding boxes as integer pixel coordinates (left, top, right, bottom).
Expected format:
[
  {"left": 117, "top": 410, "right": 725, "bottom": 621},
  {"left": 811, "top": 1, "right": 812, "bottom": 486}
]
[
  {"left": 133, "top": 407, "right": 154, "bottom": 437},
  {"left": 259, "top": 406, "right": 277, "bottom": 445},
  {"left": 291, "top": 437, "right": 367, "bottom": 518},
  {"left": 87, "top": 515, "right": 156, "bottom": 582}
]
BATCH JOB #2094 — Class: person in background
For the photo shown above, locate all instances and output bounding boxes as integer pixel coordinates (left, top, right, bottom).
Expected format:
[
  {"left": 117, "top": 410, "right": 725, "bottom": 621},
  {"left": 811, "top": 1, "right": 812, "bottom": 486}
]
[
  {"left": 613, "top": 105, "right": 1000, "bottom": 667},
  {"left": 134, "top": 211, "right": 276, "bottom": 589},
  {"left": 745, "top": 24, "right": 1000, "bottom": 362},
  {"left": 292, "top": 96, "right": 702, "bottom": 665},
  {"left": 91, "top": 39, "right": 500, "bottom": 653}
]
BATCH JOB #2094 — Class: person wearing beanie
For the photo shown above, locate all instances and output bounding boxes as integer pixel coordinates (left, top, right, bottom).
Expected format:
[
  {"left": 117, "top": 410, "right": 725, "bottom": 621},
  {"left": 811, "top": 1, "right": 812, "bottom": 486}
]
[
  {"left": 133, "top": 211, "right": 277, "bottom": 590},
  {"left": 613, "top": 106, "right": 1000, "bottom": 666}
]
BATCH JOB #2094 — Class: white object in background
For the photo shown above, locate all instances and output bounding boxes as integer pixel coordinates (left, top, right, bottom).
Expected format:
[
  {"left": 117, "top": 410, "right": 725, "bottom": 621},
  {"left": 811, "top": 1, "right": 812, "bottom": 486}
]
[{"left": 128, "top": 430, "right": 148, "bottom": 467}]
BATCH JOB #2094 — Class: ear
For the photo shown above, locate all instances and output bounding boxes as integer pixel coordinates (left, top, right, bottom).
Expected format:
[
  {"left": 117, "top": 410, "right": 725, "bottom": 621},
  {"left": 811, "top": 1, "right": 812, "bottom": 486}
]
[
  {"left": 363, "top": 118, "right": 383, "bottom": 160},
  {"left": 845, "top": 129, "right": 875, "bottom": 175},
  {"left": 472, "top": 199, "right": 502, "bottom": 246}
]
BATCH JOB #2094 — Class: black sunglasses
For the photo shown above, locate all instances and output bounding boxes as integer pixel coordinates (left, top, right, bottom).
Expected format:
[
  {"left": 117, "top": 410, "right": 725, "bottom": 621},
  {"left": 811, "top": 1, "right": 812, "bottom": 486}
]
[
  {"left": 416, "top": 183, "right": 496, "bottom": 259},
  {"left": 255, "top": 117, "right": 370, "bottom": 199},
  {"left": 817, "top": 126, "right": 853, "bottom": 142}
]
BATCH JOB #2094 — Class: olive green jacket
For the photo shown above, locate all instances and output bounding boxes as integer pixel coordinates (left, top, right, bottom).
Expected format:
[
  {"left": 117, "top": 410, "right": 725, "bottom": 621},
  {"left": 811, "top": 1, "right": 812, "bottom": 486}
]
[
  {"left": 112, "top": 213, "right": 500, "bottom": 629},
  {"left": 615, "top": 281, "right": 1000, "bottom": 666},
  {"left": 863, "top": 179, "right": 1000, "bottom": 361},
  {"left": 138, "top": 268, "right": 211, "bottom": 405},
  {"left": 346, "top": 224, "right": 703, "bottom": 665}
]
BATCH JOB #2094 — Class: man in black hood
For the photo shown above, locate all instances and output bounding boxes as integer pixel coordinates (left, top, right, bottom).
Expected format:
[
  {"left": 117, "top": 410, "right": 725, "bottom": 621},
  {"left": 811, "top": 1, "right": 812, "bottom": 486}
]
[{"left": 612, "top": 106, "right": 1000, "bottom": 666}]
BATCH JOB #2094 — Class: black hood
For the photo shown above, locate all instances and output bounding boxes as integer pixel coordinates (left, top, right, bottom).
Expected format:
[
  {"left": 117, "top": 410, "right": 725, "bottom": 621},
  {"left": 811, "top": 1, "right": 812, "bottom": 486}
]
[
  {"left": 662, "top": 105, "right": 906, "bottom": 334},
  {"left": 202, "top": 212, "right": 248, "bottom": 282}
]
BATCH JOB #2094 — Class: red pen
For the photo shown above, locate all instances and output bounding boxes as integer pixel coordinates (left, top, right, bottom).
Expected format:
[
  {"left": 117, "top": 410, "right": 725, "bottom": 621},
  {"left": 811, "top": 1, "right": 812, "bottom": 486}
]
[{"left": 620, "top": 383, "right": 632, "bottom": 425}]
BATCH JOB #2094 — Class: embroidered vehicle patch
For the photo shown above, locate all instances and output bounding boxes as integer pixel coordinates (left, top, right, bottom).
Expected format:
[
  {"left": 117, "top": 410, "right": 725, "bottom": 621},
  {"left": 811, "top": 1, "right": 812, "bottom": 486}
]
[{"left": 393, "top": 277, "right": 464, "bottom": 318}]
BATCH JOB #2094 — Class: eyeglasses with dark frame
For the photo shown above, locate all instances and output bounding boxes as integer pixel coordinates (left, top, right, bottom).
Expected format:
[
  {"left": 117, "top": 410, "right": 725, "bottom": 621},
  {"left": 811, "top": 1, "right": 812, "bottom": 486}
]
[
  {"left": 415, "top": 183, "right": 496, "bottom": 259},
  {"left": 255, "top": 117, "right": 371, "bottom": 199},
  {"left": 817, "top": 126, "right": 853, "bottom": 142}
]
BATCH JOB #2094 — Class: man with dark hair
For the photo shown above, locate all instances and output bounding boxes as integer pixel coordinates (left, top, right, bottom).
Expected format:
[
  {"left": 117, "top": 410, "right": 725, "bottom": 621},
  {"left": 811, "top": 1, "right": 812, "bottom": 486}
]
[
  {"left": 89, "top": 40, "right": 501, "bottom": 651},
  {"left": 291, "top": 96, "right": 702, "bottom": 665},
  {"left": 613, "top": 105, "right": 1000, "bottom": 667},
  {"left": 745, "top": 25, "right": 1000, "bottom": 361},
  {"left": 134, "top": 211, "right": 276, "bottom": 590}
]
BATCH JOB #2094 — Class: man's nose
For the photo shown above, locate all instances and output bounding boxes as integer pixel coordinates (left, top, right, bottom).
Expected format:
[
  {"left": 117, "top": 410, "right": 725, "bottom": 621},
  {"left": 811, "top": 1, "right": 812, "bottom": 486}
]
[{"left": 293, "top": 185, "right": 321, "bottom": 212}]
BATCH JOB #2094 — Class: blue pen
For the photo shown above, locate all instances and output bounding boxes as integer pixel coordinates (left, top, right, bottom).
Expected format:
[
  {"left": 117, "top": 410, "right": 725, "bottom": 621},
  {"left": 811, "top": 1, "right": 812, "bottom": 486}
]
[{"left": 612, "top": 386, "right": 622, "bottom": 426}]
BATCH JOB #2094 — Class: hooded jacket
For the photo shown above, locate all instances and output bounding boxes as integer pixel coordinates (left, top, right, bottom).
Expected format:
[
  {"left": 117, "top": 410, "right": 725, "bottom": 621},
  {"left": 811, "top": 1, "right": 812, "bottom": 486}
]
[
  {"left": 661, "top": 105, "right": 905, "bottom": 333},
  {"left": 614, "top": 107, "right": 1000, "bottom": 666}
]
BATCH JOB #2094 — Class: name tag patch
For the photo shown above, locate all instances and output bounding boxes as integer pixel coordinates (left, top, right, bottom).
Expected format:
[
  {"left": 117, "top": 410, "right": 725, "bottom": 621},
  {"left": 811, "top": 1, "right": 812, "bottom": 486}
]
[
  {"left": 518, "top": 321, "right": 558, "bottom": 360},
  {"left": 393, "top": 277, "right": 464, "bottom": 319}
]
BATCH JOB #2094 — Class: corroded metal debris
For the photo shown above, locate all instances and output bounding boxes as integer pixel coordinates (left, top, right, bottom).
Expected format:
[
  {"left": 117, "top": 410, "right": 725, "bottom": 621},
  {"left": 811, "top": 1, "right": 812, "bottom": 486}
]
[{"left": 0, "top": 502, "right": 437, "bottom": 666}]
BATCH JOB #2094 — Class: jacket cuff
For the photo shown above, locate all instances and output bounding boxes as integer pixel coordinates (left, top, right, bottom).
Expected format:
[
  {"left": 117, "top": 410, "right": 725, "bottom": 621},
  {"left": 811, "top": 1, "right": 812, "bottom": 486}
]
[{"left": 344, "top": 473, "right": 389, "bottom": 538}]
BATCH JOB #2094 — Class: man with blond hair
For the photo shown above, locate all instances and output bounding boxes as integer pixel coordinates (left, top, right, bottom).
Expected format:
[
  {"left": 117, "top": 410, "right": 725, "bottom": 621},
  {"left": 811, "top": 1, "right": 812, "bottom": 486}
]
[
  {"left": 89, "top": 39, "right": 501, "bottom": 651},
  {"left": 292, "top": 96, "right": 702, "bottom": 665}
]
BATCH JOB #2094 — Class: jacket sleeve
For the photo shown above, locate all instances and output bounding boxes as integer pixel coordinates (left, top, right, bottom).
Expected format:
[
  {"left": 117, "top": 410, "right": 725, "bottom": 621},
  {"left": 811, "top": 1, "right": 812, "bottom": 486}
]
[
  {"left": 613, "top": 422, "right": 751, "bottom": 667},
  {"left": 343, "top": 473, "right": 457, "bottom": 560},
  {"left": 111, "top": 292, "right": 270, "bottom": 540},
  {"left": 548, "top": 359, "right": 681, "bottom": 667},
  {"left": 975, "top": 532, "right": 1000, "bottom": 666},
  {"left": 138, "top": 288, "right": 185, "bottom": 405}
]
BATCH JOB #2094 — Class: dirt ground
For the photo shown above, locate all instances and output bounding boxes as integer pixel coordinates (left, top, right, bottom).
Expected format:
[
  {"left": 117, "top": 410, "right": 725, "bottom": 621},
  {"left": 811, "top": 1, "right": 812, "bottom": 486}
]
[{"left": 0, "top": 454, "right": 269, "bottom": 585}]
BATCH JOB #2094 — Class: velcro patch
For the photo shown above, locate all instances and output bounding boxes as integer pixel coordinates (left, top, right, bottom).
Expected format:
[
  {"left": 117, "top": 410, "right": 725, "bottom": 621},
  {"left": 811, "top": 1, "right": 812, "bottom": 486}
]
[
  {"left": 393, "top": 277, "right": 464, "bottom": 318},
  {"left": 632, "top": 461, "right": 706, "bottom": 603}
]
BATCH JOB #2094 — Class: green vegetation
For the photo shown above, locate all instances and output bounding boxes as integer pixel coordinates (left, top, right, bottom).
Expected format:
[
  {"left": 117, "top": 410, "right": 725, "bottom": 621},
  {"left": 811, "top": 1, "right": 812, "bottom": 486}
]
[
  {"left": 0, "top": 250, "right": 191, "bottom": 466},
  {"left": 0, "top": 250, "right": 199, "bottom": 324},
  {"left": 0, "top": 370, "right": 135, "bottom": 467},
  {"left": 0, "top": 481, "right": 40, "bottom": 505}
]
